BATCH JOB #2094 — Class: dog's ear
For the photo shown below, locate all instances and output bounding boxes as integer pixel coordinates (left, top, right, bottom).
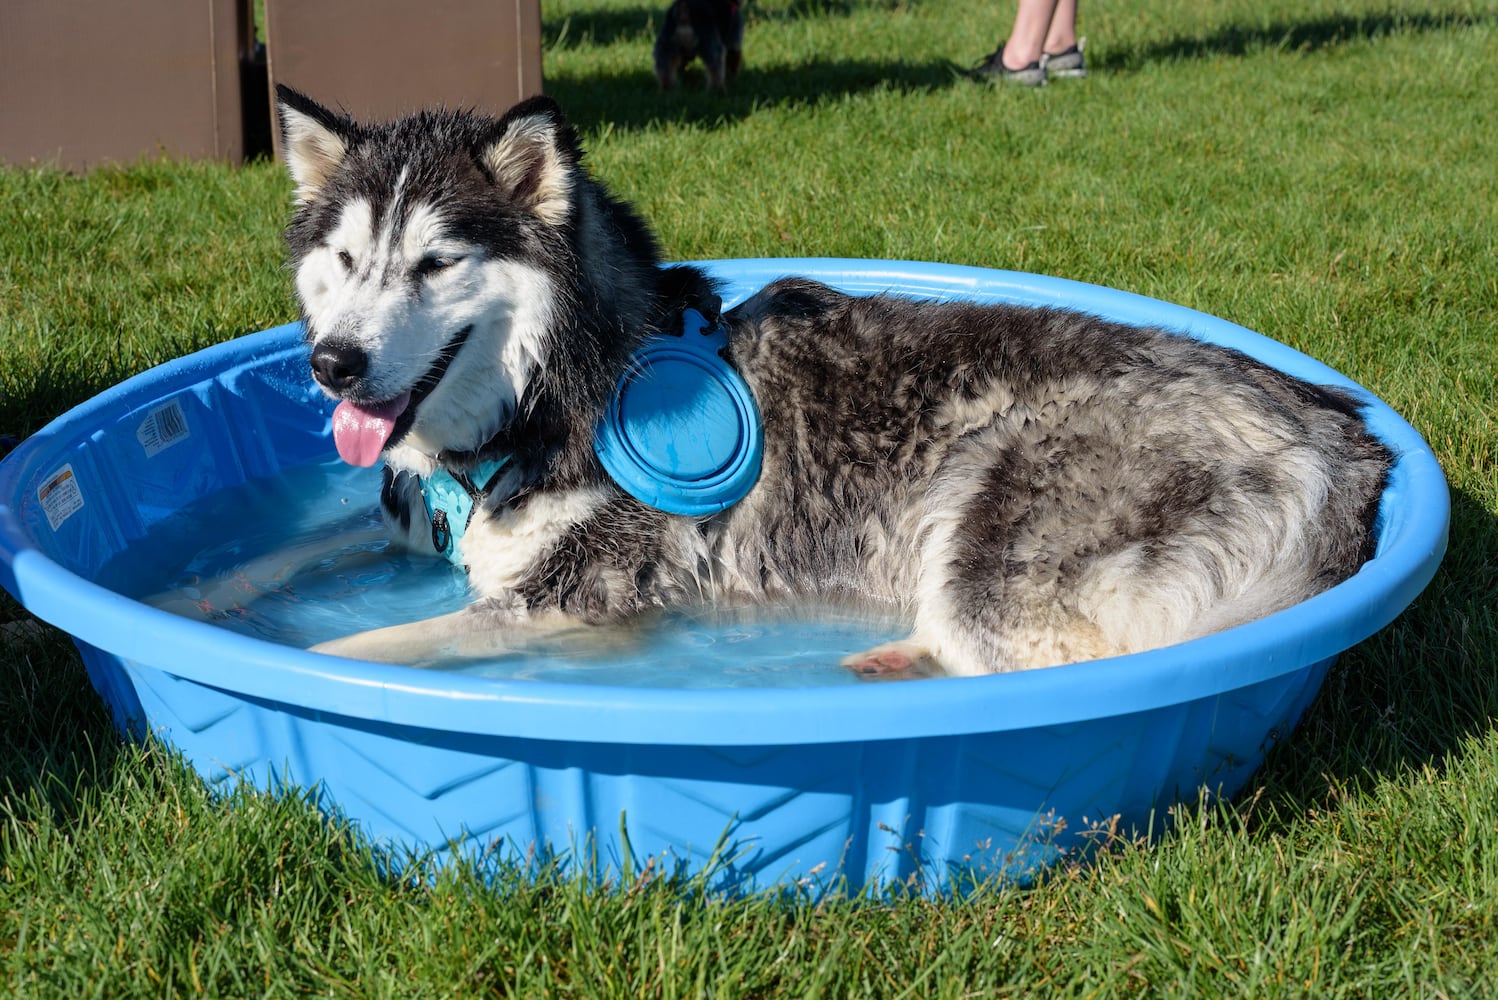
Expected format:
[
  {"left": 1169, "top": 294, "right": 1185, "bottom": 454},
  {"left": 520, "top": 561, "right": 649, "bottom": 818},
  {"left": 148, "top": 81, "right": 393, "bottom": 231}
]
[
  {"left": 479, "top": 97, "right": 580, "bottom": 226},
  {"left": 276, "top": 85, "right": 355, "bottom": 204}
]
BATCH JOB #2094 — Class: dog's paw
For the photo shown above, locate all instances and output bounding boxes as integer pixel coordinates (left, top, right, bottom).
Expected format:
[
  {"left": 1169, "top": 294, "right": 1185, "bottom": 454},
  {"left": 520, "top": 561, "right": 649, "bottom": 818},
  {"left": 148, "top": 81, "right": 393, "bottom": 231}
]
[{"left": 840, "top": 640, "right": 936, "bottom": 678}]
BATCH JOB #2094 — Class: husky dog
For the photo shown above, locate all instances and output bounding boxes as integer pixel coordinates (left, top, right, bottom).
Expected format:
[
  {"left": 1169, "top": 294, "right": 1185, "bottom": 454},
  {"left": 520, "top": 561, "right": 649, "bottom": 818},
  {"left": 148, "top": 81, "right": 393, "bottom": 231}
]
[{"left": 275, "top": 85, "right": 1390, "bottom": 677}]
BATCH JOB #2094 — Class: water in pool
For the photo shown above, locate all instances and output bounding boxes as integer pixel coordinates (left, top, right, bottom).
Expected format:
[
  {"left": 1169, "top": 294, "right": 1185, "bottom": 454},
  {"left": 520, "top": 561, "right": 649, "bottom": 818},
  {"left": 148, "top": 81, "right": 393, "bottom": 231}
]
[{"left": 112, "top": 460, "right": 910, "bottom": 688}]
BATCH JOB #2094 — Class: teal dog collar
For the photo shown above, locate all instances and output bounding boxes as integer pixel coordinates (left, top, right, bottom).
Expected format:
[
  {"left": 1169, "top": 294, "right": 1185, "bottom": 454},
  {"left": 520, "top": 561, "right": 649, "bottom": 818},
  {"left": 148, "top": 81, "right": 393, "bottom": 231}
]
[{"left": 418, "top": 458, "right": 510, "bottom": 564}]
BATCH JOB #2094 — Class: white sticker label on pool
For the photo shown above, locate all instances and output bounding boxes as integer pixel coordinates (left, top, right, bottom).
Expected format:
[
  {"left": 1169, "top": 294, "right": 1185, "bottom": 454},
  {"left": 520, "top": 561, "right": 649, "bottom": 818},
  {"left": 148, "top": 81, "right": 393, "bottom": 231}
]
[
  {"left": 38, "top": 464, "right": 84, "bottom": 531},
  {"left": 137, "top": 399, "right": 190, "bottom": 457}
]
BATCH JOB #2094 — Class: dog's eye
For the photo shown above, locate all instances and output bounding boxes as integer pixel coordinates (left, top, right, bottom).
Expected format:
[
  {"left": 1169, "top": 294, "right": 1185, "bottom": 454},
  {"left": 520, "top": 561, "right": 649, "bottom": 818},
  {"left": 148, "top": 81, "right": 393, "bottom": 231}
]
[
  {"left": 415, "top": 256, "right": 460, "bottom": 279},
  {"left": 336, "top": 250, "right": 354, "bottom": 272}
]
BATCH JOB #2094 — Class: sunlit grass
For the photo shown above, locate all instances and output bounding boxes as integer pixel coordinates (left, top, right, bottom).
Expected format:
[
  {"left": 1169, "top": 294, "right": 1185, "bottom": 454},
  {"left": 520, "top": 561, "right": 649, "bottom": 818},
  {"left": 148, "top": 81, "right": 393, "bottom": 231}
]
[{"left": 2, "top": 0, "right": 1495, "bottom": 994}]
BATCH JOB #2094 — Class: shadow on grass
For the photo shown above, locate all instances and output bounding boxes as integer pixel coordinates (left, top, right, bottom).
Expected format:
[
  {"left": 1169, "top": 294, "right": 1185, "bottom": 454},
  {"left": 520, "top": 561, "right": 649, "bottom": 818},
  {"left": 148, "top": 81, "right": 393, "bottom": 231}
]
[
  {"left": 0, "top": 608, "right": 124, "bottom": 831},
  {"left": 1097, "top": 9, "right": 1493, "bottom": 73},
  {"left": 543, "top": 0, "right": 916, "bottom": 49},
  {"left": 545, "top": 3, "right": 658, "bottom": 49},
  {"left": 0, "top": 366, "right": 114, "bottom": 442},
  {"left": 546, "top": 56, "right": 964, "bottom": 134},
  {"left": 1251, "top": 484, "right": 1498, "bottom": 827}
]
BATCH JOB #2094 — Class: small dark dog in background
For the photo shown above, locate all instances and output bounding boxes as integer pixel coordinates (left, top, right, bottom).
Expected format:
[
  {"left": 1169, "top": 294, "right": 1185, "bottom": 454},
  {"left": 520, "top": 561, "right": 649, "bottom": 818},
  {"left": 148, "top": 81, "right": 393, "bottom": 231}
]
[{"left": 654, "top": 0, "right": 744, "bottom": 90}]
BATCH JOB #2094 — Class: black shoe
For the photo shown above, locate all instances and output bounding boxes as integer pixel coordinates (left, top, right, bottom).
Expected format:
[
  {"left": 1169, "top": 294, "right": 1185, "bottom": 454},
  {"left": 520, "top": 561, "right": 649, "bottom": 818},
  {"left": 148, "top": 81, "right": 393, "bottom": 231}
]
[
  {"left": 1041, "top": 40, "right": 1086, "bottom": 79},
  {"left": 973, "top": 43, "right": 1046, "bottom": 86}
]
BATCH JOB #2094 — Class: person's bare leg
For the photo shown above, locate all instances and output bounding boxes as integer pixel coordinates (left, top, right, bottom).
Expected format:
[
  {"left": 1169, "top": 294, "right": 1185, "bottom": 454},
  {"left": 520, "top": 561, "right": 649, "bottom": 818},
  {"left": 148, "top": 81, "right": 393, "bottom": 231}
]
[
  {"left": 1002, "top": 0, "right": 1060, "bottom": 70},
  {"left": 1043, "top": 0, "right": 1078, "bottom": 55}
]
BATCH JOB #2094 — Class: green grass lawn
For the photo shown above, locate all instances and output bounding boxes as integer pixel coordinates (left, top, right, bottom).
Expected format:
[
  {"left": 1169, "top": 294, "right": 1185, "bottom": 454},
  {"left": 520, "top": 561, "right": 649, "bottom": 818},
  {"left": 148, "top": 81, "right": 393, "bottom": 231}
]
[{"left": 2, "top": 0, "right": 1496, "bottom": 994}]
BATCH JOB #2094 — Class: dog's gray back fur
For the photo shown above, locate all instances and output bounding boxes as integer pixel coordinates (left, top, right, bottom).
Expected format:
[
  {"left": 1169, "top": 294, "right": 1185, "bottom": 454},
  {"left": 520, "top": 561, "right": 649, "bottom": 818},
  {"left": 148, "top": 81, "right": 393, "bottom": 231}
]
[
  {"left": 278, "top": 88, "right": 1390, "bottom": 675},
  {"left": 711, "top": 283, "right": 1388, "bottom": 669}
]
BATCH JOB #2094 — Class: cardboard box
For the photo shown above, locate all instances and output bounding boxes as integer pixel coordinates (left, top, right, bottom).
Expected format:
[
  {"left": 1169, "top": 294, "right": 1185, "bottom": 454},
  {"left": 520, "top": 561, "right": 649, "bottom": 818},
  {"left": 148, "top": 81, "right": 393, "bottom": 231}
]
[
  {"left": 0, "top": 0, "right": 251, "bottom": 170},
  {"left": 263, "top": 0, "right": 543, "bottom": 155}
]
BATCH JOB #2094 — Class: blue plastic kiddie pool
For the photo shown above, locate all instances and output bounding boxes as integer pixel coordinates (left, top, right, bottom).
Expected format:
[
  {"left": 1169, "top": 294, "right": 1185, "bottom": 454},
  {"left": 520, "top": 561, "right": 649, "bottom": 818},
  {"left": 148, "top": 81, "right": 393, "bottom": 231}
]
[{"left": 0, "top": 260, "right": 1448, "bottom": 893}]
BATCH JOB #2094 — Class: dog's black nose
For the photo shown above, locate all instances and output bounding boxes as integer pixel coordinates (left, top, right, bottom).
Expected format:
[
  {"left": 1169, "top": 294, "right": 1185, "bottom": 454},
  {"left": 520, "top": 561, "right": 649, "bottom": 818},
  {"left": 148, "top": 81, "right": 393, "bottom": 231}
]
[{"left": 310, "top": 341, "right": 369, "bottom": 392}]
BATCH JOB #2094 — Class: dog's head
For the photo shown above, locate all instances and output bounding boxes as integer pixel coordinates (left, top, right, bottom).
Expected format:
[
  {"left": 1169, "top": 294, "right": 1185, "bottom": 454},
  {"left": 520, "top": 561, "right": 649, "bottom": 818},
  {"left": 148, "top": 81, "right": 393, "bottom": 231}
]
[{"left": 276, "top": 86, "right": 585, "bottom": 472}]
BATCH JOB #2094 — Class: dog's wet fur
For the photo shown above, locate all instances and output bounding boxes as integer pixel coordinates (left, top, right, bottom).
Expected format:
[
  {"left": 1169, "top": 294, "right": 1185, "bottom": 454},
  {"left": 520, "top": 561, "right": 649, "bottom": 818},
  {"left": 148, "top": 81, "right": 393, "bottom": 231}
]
[{"left": 276, "top": 86, "right": 1390, "bottom": 677}]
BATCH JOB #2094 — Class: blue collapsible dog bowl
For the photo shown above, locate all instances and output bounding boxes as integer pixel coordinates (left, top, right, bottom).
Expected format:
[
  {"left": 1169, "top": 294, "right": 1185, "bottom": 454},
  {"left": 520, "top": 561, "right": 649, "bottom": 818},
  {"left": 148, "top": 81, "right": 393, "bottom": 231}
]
[
  {"left": 595, "top": 308, "right": 763, "bottom": 515},
  {"left": 0, "top": 260, "right": 1448, "bottom": 893}
]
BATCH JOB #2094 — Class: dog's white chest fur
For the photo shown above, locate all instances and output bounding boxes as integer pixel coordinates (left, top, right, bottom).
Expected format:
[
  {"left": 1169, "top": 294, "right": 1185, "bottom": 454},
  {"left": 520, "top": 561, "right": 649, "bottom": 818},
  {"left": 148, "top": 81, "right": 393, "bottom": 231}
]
[{"left": 458, "top": 489, "right": 613, "bottom": 601}]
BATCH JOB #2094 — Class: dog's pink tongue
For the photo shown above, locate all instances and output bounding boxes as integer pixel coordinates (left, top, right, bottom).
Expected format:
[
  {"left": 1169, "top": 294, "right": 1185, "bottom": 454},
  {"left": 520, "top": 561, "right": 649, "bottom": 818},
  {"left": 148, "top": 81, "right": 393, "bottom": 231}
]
[{"left": 331, "top": 391, "right": 411, "bottom": 467}]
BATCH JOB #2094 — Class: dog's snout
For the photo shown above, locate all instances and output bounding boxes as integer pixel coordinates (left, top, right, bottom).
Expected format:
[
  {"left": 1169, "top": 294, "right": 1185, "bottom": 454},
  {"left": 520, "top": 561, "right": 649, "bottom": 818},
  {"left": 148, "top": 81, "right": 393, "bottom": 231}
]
[{"left": 311, "top": 341, "right": 369, "bottom": 393}]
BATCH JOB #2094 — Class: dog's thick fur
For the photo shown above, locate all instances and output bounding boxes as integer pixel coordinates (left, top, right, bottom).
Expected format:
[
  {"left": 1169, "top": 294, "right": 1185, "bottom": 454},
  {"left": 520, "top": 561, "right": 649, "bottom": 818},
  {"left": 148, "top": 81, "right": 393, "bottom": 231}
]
[{"left": 276, "top": 86, "right": 1391, "bottom": 677}]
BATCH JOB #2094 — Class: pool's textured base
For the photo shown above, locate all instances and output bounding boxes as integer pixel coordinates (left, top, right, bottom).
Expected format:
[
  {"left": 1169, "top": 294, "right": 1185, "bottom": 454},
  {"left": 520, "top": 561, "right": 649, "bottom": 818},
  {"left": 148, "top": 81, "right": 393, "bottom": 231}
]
[{"left": 78, "top": 640, "right": 1334, "bottom": 890}]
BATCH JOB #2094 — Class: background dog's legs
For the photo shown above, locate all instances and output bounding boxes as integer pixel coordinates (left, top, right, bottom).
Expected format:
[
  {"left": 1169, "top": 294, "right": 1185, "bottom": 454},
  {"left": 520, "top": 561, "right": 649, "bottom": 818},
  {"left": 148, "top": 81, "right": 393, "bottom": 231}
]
[
  {"left": 655, "top": 50, "right": 680, "bottom": 89},
  {"left": 701, "top": 35, "right": 727, "bottom": 89},
  {"left": 725, "top": 7, "right": 744, "bottom": 81}
]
